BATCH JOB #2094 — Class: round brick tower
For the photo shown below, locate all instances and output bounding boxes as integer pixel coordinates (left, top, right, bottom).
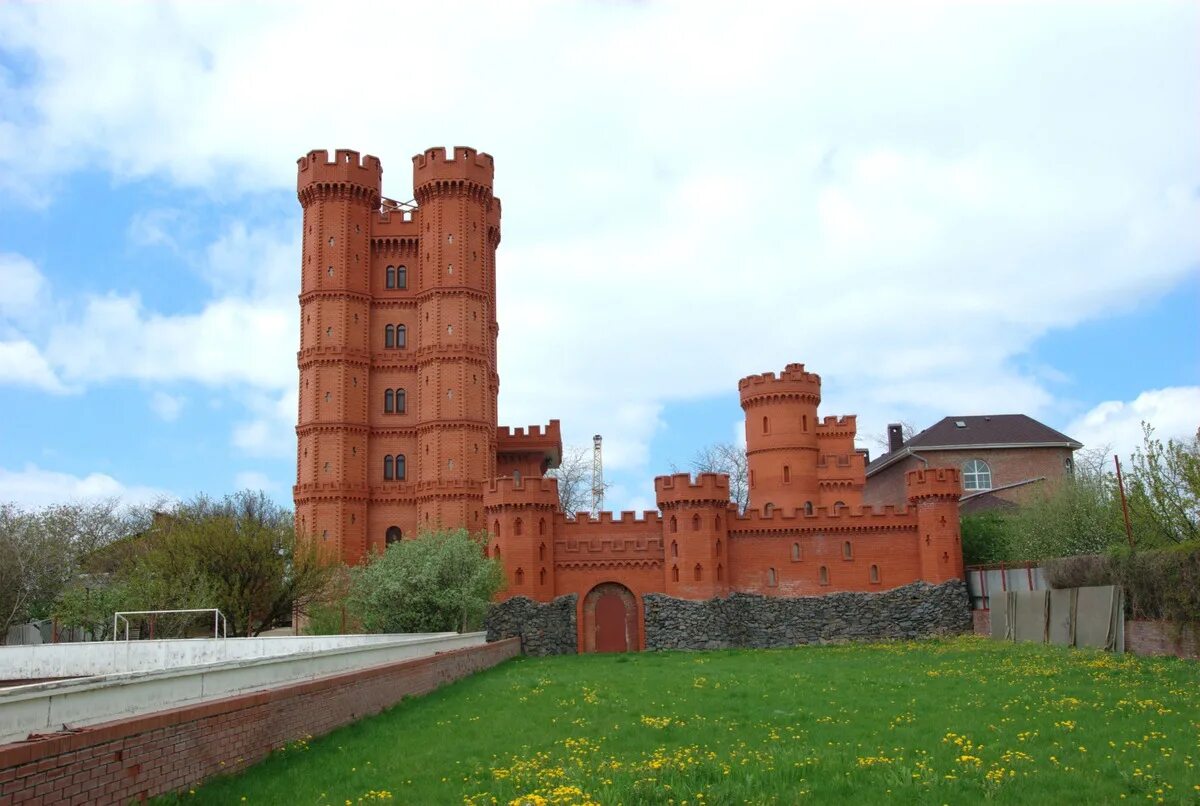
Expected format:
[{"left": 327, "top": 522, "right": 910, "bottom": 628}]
[
  {"left": 411, "top": 147, "right": 501, "bottom": 531},
  {"left": 294, "top": 149, "right": 382, "bottom": 563},
  {"left": 739, "top": 363, "right": 822, "bottom": 513}
]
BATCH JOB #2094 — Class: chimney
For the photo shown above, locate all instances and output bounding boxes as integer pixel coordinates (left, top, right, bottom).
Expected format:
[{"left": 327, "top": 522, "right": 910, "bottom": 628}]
[{"left": 887, "top": 424, "right": 905, "bottom": 453}]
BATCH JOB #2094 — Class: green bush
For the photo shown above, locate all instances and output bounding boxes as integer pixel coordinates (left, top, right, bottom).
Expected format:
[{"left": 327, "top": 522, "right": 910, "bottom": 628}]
[
  {"left": 960, "top": 511, "right": 1014, "bottom": 565},
  {"left": 1044, "top": 542, "right": 1200, "bottom": 625}
]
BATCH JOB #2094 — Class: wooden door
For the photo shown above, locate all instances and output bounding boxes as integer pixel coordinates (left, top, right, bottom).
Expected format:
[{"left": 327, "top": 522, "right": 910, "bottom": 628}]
[{"left": 594, "top": 592, "right": 629, "bottom": 652}]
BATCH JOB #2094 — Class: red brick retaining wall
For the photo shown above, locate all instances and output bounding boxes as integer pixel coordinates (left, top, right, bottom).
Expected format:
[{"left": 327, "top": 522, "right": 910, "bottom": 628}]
[{"left": 0, "top": 638, "right": 519, "bottom": 805}]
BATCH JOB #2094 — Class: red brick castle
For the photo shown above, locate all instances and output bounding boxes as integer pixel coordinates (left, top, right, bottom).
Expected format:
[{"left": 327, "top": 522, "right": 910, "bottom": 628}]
[{"left": 295, "top": 146, "right": 965, "bottom": 651}]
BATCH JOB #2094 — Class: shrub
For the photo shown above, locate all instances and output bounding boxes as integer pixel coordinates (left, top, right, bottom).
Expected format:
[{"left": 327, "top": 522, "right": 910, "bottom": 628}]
[
  {"left": 1044, "top": 542, "right": 1200, "bottom": 625},
  {"left": 960, "top": 511, "right": 1014, "bottom": 565}
]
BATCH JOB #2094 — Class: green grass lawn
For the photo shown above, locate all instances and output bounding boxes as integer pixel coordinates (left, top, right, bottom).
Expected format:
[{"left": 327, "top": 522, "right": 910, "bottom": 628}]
[{"left": 164, "top": 637, "right": 1199, "bottom": 805}]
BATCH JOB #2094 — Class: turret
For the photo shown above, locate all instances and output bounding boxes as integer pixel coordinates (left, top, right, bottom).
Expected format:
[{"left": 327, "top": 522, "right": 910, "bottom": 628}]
[
  {"left": 654, "top": 473, "right": 732, "bottom": 599},
  {"left": 739, "top": 363, "right": 822, "bottom": 514},
  {"left": 483, "top": 476, "right": 559, "bottom": 601},
  {"left": 294, "top": 149, "right": 382, "bottom": 564},
  {"left": 906, "top": 467, "right": 964, "bottom": 583}
]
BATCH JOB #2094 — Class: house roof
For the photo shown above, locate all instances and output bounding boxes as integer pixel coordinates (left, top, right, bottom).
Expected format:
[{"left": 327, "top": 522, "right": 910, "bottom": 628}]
[{"left": 866, "top": 414, "right": 1082, "bottom": 476}]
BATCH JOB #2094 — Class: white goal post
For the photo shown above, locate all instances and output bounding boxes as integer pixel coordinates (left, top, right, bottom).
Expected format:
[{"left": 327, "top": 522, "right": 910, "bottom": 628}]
[{"left": 112, "top": 609, "right": 228, "bottom": 641}]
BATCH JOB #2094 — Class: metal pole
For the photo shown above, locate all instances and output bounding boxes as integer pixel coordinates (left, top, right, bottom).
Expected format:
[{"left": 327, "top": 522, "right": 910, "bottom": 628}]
[{"left": 1114, "top": 455, "right": 1135, "bottom": 548}]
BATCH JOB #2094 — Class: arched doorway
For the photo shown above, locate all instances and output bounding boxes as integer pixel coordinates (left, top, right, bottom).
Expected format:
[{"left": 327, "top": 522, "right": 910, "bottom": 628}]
[{"left": 583, "top": 582, "right": 637, "bottom": 653}]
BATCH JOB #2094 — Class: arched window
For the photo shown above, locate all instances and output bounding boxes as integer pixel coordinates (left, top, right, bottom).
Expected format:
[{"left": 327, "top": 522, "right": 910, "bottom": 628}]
[
  {"left": 819, "top": 565, "right": 829, "bottom": 585},
  {"left": 385, "top": 526, "right": 402, "bottom": 545},
  {"left": 843, "top": 540, "right": 853, "bottom": 559},
  {"left": 750, "top": 469, "right": 755, "bottom": 488},
  {"left": 783, "top": 465, "right": 791, "bottom": 483},
  {"left": 802, "top": 414, "right": 808, "bottom": 431},
  {"left": 395, "top": 388, "right": 406, "bottom": 413},
  {"left": 513, "top": 518, "right": 523, "bottom": 536},
  {"left": 397, "top": 265, "right": 407, "bottom": 289},
  {"left": 494, "top": 544, "right": 501, "bottom": 559},
  {"left": 717, "top": 564, "right": 724, "bottom": 581},
  {"left": 383, "top": 455, "right": 394, "bottom": 480},
  {"left": 804, "top": 501, "right": 814, "bottom": 516},
  {"left": 762, "top": 416, "right": 769, "bottom": 434},
  {"left": 833, "top": 500, "right": 845, "bottom": 513},
  {"left": 384, "top": 389, "right": 394, "bottom": 413},
  {"left": 492, "top": 520, "right": 500, "bottom": 537},
  {"left": 395, "top": 454, "right": 406, "bottom": 480},
  {"left": 791, "top": 542, "right": 801, "bottom": 561},
  {"left": 670, "top": 540, "right": 678, "bottom": 558},
  {"left": 515, "top": 567, "right": 524, "bottom": 585},
  {"left": 767, "top": 567, "right": 777, "bottom": 587},
  {"left": 715, "top": 516, "right": 721, "bottom": 529},
  {"left": 692, "top": 513, "right": 700, "bottom": 531},
  {"left": 715, "top": 538, "right": 722, "bottom": 554},
  {"left": 963, "top": 459, "right": 992, "bottom": 491},
  {"left": 670, "top": 515, "right": 677, "bottom": 533},
  {"left": 870, "top": 564, "right": 880, "bottom": 584},
  {"left": 694, "top": 563, "right": 702, "bottom": 582},
  {"left": 513, "top": 470, "right": 521, "bottom": 484},
  {"left": 538, "top": 543, "right": 546, "bottom": 561},
  {"left": 539, "top": 567, "right": 546, "bottom": 585},
  {"left": 538, "top": 518, "right": 546, "bottom": 536},
  {"left": 386, "top": 266, "right": 396, "bottom": 288},
  {"left": 764, "top": 502, "right": 775, "bottom": 516},
  {"left": 396, "top": 325, "right": 406, "bottom": 348},
  {"left": 672, "top": 565, "right": 680, "bottom": 582},
  {"left": 384, "top": 325, "right": 395, "bottom": 348}
]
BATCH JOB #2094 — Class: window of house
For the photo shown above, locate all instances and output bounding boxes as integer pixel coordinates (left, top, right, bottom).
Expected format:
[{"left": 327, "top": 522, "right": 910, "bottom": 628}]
[
  {"left": 397, "top": 266, "right": 407, "bottom": 288},
  {"left": 804, "top": 501, "right": 814, "bottom": 515},
  {"left": 396, "top": 388, "right": 406, "bottom": 413},
  {"left": 963, "top": 458, "right": 992, "bottom": 490},
  {"left": 764, "top": 502, "right": 775, "bottom": 516},
  {"left": 384, "top": 389, "right": 394, "bottom": 413},
  {"left": 384, "top": 325, "right": 395, "bottom": 348},
  {"left": 396, "top": 325, "right": 406, "bottom": 348},
  {"left": 386, "top": 266, "right": 396, "bottom": 289},
  {"left": 383, "top": 455, "right": 394, "bottom": 480},
  {"left": 395, "top": 454, "right": 406, "bottom": 480},
  {"left": 385, "top": 526, "right": 402, "bottom": 545}
]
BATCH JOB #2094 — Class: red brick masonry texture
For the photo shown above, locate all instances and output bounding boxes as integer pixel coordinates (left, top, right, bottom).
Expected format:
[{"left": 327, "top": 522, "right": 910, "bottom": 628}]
[{"left": 0, "top": 638, "right": 519, "bottom": 805}]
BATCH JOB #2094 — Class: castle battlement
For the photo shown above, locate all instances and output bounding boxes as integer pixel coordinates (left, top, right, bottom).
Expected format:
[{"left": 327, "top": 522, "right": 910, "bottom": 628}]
[
  {"left": 816, "top": 414, "right": 857, "bottom": 434},
  {"left": 413, "top": 146, "right": 494, "bottom": 190},
  {"left": 496, "top": 420, "right": 561, "bottom": 440},
  {"left": 905, "top": 467, "right": 962, "bottom": 502},
  {"left": 738, "top": 362, "right": 822, "bottom": 403},
  {"left": 731, "top": 503, "right": 916, "bottom": 526},
  {"left": 297, "top": 149, "right": 383, "bottom": 193},
  {"left": 371, "top": 210, "right": 420, "bottom": 238},
  {"left": 654, "top": 473, "right": 731, "bottom": 507},
  {"left": 482, "top": 475, "right": 559, "bottom": 509},
  {"left": 562, "top": 510, "right": 663, "bottom": 527}
]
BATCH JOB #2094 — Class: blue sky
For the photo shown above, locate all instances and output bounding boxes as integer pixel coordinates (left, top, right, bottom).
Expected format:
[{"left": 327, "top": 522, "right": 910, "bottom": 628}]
[{"left": 0, "top": 2, "right": 1196, "bottom": 512}]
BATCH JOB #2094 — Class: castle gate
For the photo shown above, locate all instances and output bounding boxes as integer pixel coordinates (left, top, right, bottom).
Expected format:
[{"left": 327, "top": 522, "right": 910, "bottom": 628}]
[{"left": 583, "top": 582, "right": 638, "bottom": 653}]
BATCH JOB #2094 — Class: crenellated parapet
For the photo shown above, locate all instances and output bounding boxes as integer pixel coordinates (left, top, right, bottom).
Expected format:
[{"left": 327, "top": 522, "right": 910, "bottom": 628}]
[
  {"left": 816, "top": 415, "right": 857, "bottom": 438},
  {"left": 483, "top": 476, "right": 560, "bottom": 511},
  {"left": 412, "top": 146, "right": 494, "bottom": 196},
  {"left": 654, "top": 473, "right": 732, "bottom": 508},
  {"left": 297, "top": 149, "right": 383, "bottom": 206},
  {"left": 738, "top": 362, "right": 822, "bottom": 407},
  {"left": 906, "top": 467, "right": 962, "bottom": 503}
]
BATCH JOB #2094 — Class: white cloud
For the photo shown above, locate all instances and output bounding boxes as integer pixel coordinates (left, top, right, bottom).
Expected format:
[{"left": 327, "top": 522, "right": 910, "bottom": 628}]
[
  {"left": 0, "top": 339, "right": 70, "bottom": 394},
  {"left": 233, "top": 470, "right": 278, "bottom": 493},
  {"left": 0, "top": 464, "right": 173, "bottom": 509},
  {"left": 0, "top": 1, "right": 1196, "bottom": 480},
  {"left": 232, "top": 388, "right": 297, "bottom": 458},
  {"left": 148, "top": 390, "right": 185, "bottom": 421},
  {"left": 1067, "top": 387, "right": 1200, "bottom": 462},
  {"left": 0, "top": 253, "right": 46, "bottom": 321}
]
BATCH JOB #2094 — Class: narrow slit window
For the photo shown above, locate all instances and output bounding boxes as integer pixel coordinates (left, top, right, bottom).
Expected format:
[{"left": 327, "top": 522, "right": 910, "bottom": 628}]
[
  {"left": 870, "top": 564, "right": 880, "bottom": 584},
  {"left": 672, "top": 565, "right": 680, "bottom": 582},
  {"left": 843, "top": 540, "right": 853, "bottom": 559},
  {"left": 694, "top": 563, "right": 702, "bottom": 582},
  {"left": 767, "top": 567, "right": 777, "bottom": 587},
  {"left": 783, "top": 465, "right": 791, "bottom": 483},
  {"left": 791, "top": 542, "right": 801, "bottom": 561},
  {"left": 819, "top": 565, "right": 829, "bottom": 585}
]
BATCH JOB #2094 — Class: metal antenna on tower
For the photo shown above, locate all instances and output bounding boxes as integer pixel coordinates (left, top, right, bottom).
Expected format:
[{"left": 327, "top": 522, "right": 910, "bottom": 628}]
[{"left": 591, "top": 434, "right": 604, "bottom": 519}]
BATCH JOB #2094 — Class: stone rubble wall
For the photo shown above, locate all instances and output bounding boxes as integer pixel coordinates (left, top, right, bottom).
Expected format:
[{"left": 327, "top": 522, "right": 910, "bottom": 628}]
[
  {"left": 486, "top": 594, "right": 578, "bottom": 655},
  {"left": 644, "top": 580, "right": 972, "bottom": 650}
]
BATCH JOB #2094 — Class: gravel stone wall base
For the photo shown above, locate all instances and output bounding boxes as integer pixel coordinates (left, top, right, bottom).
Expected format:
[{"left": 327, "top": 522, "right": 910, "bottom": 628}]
[
  {"left": 644, "top": 580, "right": 972, "bottom": 650},
  {"left": 485, "top": 594, "right": 578, "bottom": 655}
]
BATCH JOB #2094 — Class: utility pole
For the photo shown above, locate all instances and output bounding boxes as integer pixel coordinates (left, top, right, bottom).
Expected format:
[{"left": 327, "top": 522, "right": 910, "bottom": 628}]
[{"left": 591, "top": 434, "right": 604, "bottom": 519}]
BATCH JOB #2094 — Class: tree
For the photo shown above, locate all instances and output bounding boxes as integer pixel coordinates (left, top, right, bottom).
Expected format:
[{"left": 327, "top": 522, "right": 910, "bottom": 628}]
[
  {"left": 680, "top": 442, "right": 748, "bottom": 512},
  {"left": 118, "top": 491, "right": 333, "bottom": 636},
  {"left": 959, "top": 511, "right": 1013, "bottom": 566},
  {"left": 547, "top": 444, "right": 607, "bottom": 518},
  {"left": 347, "top": 528, "right": 503, "bottom": 633},
  {"left": 1125, "top": 424, "right": 1199, "bottom": 546}
]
